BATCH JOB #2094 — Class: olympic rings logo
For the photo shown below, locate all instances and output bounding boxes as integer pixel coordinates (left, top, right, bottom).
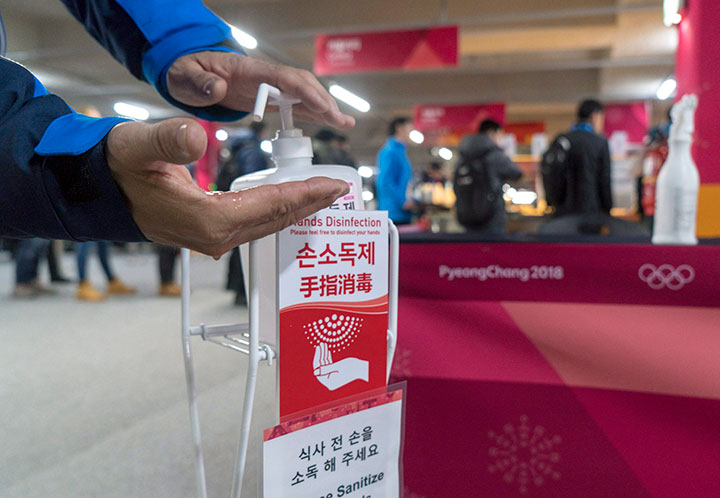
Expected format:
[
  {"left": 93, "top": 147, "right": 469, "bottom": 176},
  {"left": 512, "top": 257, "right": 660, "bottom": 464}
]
[{"left": 638, "top": 264, "right": 695, "bottom": 291}]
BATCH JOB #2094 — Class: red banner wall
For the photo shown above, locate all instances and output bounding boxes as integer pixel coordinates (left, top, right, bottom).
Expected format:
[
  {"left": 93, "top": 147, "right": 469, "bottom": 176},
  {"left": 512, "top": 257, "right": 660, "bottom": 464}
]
[
  {"left": 314, "top": 26, "right": 458, "bottom": 76},
  {"left": 393, "top": 242, "right": 720, "bottom": 498},
  {"left": 413, "top": 102, "right": 506, "bottom": 134}
]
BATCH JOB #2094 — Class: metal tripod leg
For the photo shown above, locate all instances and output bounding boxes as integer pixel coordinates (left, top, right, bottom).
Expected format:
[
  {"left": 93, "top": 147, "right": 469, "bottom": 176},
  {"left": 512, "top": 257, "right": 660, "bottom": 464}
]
[
  {"left": 230, "top": 239, "right": 261, "bottom": 498},
  {"left": 181, "top": 248, "right": 209, "bottom": 498}
]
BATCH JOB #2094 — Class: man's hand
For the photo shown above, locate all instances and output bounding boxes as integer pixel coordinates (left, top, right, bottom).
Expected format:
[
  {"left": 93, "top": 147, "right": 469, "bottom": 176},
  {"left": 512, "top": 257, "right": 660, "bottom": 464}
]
[
  {"left": 166, "top": 52, "right": 355, "bottom": 129},
  {"left": 106, "top": 118, "right": 349, "bottom": 258}
]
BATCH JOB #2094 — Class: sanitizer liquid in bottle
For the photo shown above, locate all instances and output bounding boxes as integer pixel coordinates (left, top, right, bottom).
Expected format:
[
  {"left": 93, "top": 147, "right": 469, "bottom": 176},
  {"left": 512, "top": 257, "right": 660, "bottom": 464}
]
[
  {"left": 231, "top": 84, "right": 363, "bottom": 341},
  {"left": 652, "top": 94, "right": 700, "bottom": 246}
]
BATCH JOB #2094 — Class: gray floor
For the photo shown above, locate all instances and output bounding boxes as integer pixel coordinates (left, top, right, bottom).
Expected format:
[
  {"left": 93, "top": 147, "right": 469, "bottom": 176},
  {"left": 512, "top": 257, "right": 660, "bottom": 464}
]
[{"left": 0, "top": 249, "right": 275, "bottom": 498}]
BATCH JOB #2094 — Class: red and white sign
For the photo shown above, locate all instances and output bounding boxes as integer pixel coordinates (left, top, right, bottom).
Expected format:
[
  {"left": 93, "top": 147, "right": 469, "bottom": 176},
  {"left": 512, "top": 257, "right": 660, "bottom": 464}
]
[
  {"left": 314, "top": 26, "right": 458, "bottom": 75},
  {"left": 263, "top": 388, "right": 404, "bottom": 498},
  {"left": 278, "top": 210, "right": 389, "bottom": 418},
  {"left": 412, "top": 103, "right": 507, "bottom": 146},
  {"left": 413, "top": 103, "right": 506, "bottom": 132}
]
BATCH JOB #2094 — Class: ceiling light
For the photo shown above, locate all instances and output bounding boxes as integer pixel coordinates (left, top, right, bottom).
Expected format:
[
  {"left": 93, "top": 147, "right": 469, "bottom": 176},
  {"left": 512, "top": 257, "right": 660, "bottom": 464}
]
[
  {"left": 362, "top": 190, "right": 375, "bottom": 202},
  {"left": 663, "top": 0, "right": 683, "bottom": 27},
  {"left": 657, "top": 77, "right": 677, "bottom": 100},
  {"left": 215, "top": 129, "right": 229, "bottom": 141},
  {"left": 409, "top": 130, "right": 424, "bottom": 144},
  {"left": 328, "top": 84, "right": 370, "bottom": 113},
  {"left": 113, "top": 102, "right": 149, "bottom": 120},
  {"left": 357, "top": 166, "right": 374, "bottom": 178},
  {"left": 260, "top": 140, "right": 273, "bottom": 154},
  {"left": 438, "top": 147, "right": 453, "bottom": 161},
  {"left": 231, "top": 26, "right": 258, "bottom": 50}
]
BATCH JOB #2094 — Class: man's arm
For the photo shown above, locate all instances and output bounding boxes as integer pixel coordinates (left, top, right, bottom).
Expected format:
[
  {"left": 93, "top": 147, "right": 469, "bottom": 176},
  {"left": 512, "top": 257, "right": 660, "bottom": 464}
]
[
  {"left": 0, "top": 57, "right": 348, "bottom": 255},
  {"left": 60, "top": 0, "right": 354, "bottom": 128},
  {"left": 0, "top": 57, "right": 142, "bottom": 241},
  {"left": 60, "top": 0, "right": 246, "bottom": 120}
]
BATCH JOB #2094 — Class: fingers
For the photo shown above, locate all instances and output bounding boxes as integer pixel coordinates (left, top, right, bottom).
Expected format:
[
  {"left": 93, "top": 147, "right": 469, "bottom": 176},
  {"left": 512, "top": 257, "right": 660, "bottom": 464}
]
[
  {"left": 169, "top": 52, "right": 356, "bottom": 129},
  {"left": 293, "top": 104, "right": 356, "bottom": 130},
  {"left": 166, "top": 55, "right": 228, "bottom": 107},
  {"left": 108, "top": 118, "right": 207, "bottom": 166},
  {"left": 274, "top": 67, "right": 355, "bottom": 129},
  {"left": 325, "top": 342, "right": 333, "bottom": 364},
  {"left": 313, "top": 344, "right": 322, "bottom": 370}
]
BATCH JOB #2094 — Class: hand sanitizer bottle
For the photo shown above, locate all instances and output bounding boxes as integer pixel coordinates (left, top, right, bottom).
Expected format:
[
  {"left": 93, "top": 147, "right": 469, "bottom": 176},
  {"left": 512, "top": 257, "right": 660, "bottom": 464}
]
[
  {"left": 231, "top": 84, "right": 363, "bottom": 341},
  {"left": 652, "top": 94, "right": 700, "bottom": 246}
]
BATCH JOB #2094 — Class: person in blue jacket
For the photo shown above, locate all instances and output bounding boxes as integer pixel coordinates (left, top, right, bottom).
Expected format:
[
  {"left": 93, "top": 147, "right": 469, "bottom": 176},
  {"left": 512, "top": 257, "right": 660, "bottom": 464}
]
[
  {"left": 376, "top": 117, "right": 416, "bottom": 224},
  {"left": 0, "top": 1, "right": 352, "bottom": 258}
]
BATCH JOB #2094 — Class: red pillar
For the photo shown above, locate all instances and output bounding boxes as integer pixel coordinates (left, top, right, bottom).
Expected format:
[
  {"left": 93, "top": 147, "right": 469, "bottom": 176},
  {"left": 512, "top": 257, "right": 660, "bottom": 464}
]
[{"left": 675, "top": 0, "right": 720, "bottom": 237}]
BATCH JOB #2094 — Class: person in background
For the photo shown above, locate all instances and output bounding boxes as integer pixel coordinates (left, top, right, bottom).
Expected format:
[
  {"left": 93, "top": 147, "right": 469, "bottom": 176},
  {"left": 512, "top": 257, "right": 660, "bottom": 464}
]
[
  {"left": 456, "top": 119, "right": 523, "bottom": 233},
  {"left": 555, "top": 99, "right": 613, "bottom": 217},
  {"left": 333, "top": 134, "right": 356, "bottom": 168},
  {"left": 157, "top": 245, "right": 181, "bottom": 296},
  {"left": 75, "top": 241, "right": 135, "bottom": 301},
  {"left": 377, "top": 117, "right": 416, "bottom": 225},
  {"left": 215, "top": 122, "right": 270, "bottom": 192},
  {"left": 640, "top": 111, "right": 671, "bottom": 228},
  {"left": 312, "top": 128, "right": 343, "bottom": 165},
  {"left": 12, "top": 238, "right": 53, "bottom": 298},
  {"left": 47, "top": 240, "right": 71, "bottom": 283},
  {"left": 422, "top": 161, "right": 447, "bottom": 184},
  {"left": 215, "top": 124, "right": 270, "bottom": 307}
]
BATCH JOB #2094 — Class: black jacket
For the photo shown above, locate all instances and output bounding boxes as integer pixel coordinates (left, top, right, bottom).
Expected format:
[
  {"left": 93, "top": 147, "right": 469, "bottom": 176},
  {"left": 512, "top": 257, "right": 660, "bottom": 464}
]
[
  {"left": 457, "top": 133, "right": 523, "bottom": 230},
  {"left": 556, "top": 129, "right": 613, "bottom": 216}
]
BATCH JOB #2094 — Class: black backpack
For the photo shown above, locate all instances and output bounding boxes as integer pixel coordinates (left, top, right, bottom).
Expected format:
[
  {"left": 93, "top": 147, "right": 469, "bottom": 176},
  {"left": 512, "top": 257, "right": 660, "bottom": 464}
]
[
  {"left": 453, "top": 149, "right": 497, "bottom": 227},
  {"left": 541, "top": 135, "right": 571, "bottom": 207}
]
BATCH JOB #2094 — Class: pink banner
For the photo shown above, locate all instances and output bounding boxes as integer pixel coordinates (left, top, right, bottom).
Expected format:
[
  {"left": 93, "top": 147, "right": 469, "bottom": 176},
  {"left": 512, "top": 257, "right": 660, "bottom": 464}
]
[
  {"left": 314, "top": 26, "right": 458, "bottom": 76},
  {"left": 393, "top": 242, "right": 720, "bottom": 498},
  {"left": 399, "top": 242, "right": 719, "bottom": 307},
  {"left": 603, "top": 103, "right": 650, "bottom": 145}
]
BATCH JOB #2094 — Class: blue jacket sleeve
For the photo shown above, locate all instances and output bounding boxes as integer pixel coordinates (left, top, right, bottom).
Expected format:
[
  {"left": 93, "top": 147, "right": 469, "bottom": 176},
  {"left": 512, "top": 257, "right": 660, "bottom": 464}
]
[
  {"left": 0, "top": 57, "right": 146, "bottom": 242},
  {"left": 60, "top": 0, "right": 248, "bottom": 121}
]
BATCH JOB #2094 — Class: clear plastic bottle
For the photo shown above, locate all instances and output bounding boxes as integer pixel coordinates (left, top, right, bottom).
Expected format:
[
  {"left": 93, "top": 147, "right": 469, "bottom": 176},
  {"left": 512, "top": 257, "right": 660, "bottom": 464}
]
[
  {"left": 231, "top": 84, "right": 363, "bottom": 341},
  {"left": 652, "top": 94, "right": 700, "bottom": 246}
]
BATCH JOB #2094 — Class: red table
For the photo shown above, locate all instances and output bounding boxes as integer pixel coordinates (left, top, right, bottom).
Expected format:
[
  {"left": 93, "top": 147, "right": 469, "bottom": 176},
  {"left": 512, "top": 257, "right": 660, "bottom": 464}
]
[{"left": 392, "top": 241, "right": 720, "bottom": 498}]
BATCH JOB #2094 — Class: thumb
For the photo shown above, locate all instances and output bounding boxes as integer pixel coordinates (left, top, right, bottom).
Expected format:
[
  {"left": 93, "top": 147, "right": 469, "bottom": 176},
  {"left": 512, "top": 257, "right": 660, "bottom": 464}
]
[
  {"left": 166, "top": 56, "right": 228, "bottom": 107},
  {"left": 108, "top": 118, "right": 207, "bottom": 166}
]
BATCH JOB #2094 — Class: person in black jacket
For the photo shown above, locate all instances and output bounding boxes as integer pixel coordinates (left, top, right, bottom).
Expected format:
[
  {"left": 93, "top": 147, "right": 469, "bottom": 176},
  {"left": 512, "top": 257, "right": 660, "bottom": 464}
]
[
  {"left": 457, "top": 119, "right": 523, "bottom": 233},
  {"left": 556, "top": 99, "right": 613, "bottom": 216}
]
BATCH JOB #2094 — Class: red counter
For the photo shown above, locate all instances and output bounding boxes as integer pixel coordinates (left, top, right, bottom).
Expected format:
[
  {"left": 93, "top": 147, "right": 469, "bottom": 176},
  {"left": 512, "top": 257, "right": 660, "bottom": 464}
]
[{"left": 392, "top": 242, "right": 720, "bottom": 498}]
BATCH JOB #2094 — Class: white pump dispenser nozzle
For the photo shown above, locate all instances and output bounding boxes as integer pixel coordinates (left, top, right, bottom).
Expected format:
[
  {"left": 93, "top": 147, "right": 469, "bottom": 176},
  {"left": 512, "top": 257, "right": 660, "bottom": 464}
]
[
  {"left": 252, "top": 83, "right": 312, "bottom": 167},
  {"left": 253, "top": 83, "right": 300, "bottom": 131}
]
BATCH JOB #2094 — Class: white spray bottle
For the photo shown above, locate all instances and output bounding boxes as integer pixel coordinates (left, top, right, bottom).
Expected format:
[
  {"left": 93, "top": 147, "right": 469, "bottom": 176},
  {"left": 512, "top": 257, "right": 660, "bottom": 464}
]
[
  {"left": 231, "top": 84, "right": 363, "bottom": 341},
  {"left": 652, "top": 94, "right": 700, "bottom": 245}
]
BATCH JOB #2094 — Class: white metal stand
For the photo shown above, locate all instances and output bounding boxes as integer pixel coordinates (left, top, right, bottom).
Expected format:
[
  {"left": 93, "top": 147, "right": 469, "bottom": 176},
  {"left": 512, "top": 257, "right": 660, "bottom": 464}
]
[{"left": 180, "top": 220, "right": 399, "bottom": 498}]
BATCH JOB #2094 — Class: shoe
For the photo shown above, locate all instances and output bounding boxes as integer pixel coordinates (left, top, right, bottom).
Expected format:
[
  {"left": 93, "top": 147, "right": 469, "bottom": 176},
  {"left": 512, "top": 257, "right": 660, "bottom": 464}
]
[
  {"left": 50, "top": 276, "right": 72, "bottom": 284},
  {"left": 159, "top": 282, "right": 182, "bottom": 297},
  {"left": 107, "top": 278, "right": 136, "bottom": 295},
  {"left": 77, "top": 281, "right": 106, "bottom": 301},
  {"left": 30, "top": 280, "right": 57, "bottom": 295},
  {"left": 12, "top": 284, "right": 39, "bottom": 298}
]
